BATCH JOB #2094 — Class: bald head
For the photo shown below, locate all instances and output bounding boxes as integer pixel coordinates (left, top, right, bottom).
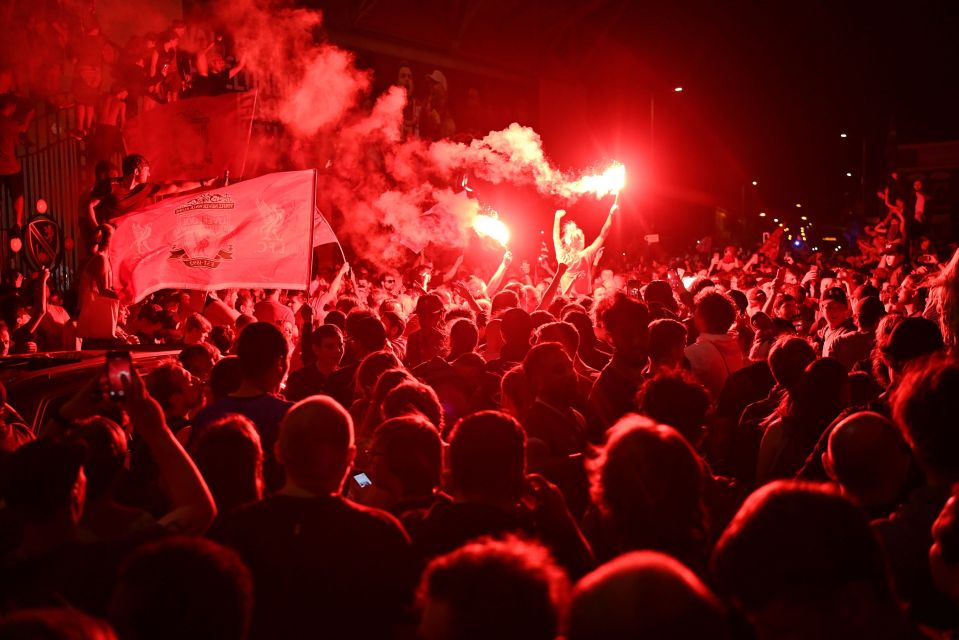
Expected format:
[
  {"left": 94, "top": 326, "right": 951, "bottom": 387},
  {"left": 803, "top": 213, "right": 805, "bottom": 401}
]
[
  {"left": 277, "top": 396, "right": 355, "bottom": 494},
  {"left": 570, "top": 551, "right": 727, "bottom": 640},
  {"left": 826, "top": 411, "right": 911, "bottom": 511}
]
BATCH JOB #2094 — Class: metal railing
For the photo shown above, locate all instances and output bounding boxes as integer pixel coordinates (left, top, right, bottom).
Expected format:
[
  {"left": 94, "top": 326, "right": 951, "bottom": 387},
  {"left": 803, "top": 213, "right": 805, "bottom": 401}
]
[{"left": 1, "top": 104, "right": 85, "bottom": 294}]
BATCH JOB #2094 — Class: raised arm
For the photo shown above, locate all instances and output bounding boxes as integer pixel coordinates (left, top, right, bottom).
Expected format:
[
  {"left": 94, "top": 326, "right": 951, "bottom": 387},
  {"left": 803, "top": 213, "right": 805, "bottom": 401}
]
[
  {"left": 443, "top": 254, "right": 465, "bottom": 284},
  {"left": 228, "top": 54, "right": 247, "bottom": 79},
  {"left": 24, "top": 268, "right": 50, "bottom": 335},
  {"left": 451, "top": 281, "right": 484, "bottom": 316},
  {"left": 154, "top": 177, "right": 218, "bottom": 197},
  {"left": 535, "top": 263, "right": 569, "bottom": 312},
  {"left": 123, "top": 372, "right": 216, "bottom": 535},
  {"left": 486, "top": 250, "right": 512, "bottom": 296},
  {"left": 312, "top": 262, "right": 350, "bottom": 314},
  {"left": 553, "top": 209, "right": 565, "bottom": 261},
  {"left": 585, "top": 202, "right": 618, "bottom": 256},
  {"left": 762, "top": 267, "right": 787, "bottom": 317}
]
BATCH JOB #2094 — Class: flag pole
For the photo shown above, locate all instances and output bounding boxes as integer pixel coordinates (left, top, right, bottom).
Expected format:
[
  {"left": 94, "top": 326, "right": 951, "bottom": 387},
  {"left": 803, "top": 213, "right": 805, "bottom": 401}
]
[{"left": 308, "top": 169, "right": 316, "bottom": 290}]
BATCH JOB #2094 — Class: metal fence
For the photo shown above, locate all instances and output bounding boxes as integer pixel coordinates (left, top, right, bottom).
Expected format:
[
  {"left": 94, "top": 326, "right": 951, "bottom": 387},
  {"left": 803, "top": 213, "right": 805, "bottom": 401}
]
[
  {"left": 0, "top": 80, "right": 278, "bottom": 295},
  {"left": 1, "top": 104, "right": 86, "bottom": 294}
]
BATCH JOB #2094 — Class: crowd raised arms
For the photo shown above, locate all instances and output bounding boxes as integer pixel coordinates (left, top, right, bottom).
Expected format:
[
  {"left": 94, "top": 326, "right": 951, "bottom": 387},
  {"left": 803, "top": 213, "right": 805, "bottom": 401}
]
[
  {"left": 4, "top": 5, "right": 959, "bottom": 640},
  {"left": 2, "top": 194, "right": 959, "bottom": 637}
]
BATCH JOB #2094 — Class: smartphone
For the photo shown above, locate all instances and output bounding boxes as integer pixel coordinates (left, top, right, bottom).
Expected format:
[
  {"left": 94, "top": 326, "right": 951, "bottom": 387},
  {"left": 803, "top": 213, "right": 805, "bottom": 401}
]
[
  {"left": 105, "top": 350, "right": 133, "bottom": 401},
  {"left": 352, "top": 472, "right": 372, "bottom": 489}
]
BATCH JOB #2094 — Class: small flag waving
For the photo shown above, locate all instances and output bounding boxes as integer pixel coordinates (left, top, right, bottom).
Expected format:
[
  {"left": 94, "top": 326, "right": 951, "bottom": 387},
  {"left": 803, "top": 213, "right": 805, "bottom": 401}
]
[
  {"left": 109, "top": 170, "right": 318, "bottom": 304},
  {"left": 759, "top": 228, "right": 785, "bottom": 261},
  {"left": 313, "top": 207, "right": 338, "bottom": 247}
]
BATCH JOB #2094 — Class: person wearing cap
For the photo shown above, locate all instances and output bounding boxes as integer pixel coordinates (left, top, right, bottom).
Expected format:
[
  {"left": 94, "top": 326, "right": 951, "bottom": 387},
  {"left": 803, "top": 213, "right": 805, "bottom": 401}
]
[
  {"left": 818, "top": 286, "right": 855, "bottom": 358},
  {"left": 745, "top": 287, "right": 767, "bottom": 317},
  {"left": 421, "top": 70, "right": 455, "bottom": 141},
  {"left": 830, "top": 296, "right": 886, "bottom": 370},
  {"left": 874, "top": 242, "right": 908, "bottom": 288}
]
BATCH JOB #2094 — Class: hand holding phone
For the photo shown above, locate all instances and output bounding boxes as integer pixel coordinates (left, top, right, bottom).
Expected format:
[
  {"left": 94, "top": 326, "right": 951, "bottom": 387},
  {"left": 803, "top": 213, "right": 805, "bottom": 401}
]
[{"left": 105, "top": 351, "right": 134, "bottom": 401}]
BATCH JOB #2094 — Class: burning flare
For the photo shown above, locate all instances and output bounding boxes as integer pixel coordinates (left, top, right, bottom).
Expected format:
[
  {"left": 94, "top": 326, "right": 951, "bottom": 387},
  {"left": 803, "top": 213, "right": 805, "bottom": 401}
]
[
  {"left": 566, "top": 162, "right": 627, "bottom": 198},
  {"left": 472, "top": 213, "right": 511, "bottom": 247}
]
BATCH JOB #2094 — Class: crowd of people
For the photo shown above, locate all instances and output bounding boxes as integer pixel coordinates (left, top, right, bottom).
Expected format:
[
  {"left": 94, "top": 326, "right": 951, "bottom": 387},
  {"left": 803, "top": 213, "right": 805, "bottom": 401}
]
[
  {"left": 0, "top": 3, "right": 250, "bottom": 228},
  {"left": 2, "top": 3, "right": 959, "bottom": 639},
  {"left": 2, "top": 164, "right": 959, "bottom": 637},
  {"left": 0, "top": 4, "right": 511, "bottom": 263},
  {"left": 5, "top": 7, "right": 248, "bottom": 123}
]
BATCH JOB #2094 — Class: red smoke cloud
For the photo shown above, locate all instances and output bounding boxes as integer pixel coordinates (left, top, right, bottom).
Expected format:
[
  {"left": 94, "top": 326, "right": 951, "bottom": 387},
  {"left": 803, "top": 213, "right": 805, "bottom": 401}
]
[{"left": 218, "top": 0, "right": 609, "bottom": 269}]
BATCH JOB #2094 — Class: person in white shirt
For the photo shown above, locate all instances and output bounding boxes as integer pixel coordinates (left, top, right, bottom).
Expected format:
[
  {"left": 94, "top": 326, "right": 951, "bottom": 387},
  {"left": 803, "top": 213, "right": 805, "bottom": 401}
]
[{"left": 684, "top": 289, "right": 745, "bottom": 397}]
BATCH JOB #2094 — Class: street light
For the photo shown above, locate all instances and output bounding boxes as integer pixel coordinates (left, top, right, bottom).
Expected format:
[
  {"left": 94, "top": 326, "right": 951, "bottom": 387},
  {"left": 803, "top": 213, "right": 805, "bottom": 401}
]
[
  {"left": 795, "top": 203, "right": 802, "bottom": 208},
  {"left": 674, "top": 87, "right": 684, "bottom": 92},
  {"left": 759, "top": 212, "right": 766, "bottom": 217},
  {"left": 846, "top": 172, "right": 853, "bottom": 177},
  {"left": 840, "top": 133, "right": 848, "bottom": 138},
  {"left": 751, "top": 180, "right": 758, "bottom": 186}
]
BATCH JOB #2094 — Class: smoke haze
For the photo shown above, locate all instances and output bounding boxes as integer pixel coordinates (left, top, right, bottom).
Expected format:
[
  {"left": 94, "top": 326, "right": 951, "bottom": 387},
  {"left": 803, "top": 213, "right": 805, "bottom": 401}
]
[{"left": 214, "top": 0, "right": 606, "bottom": 269}]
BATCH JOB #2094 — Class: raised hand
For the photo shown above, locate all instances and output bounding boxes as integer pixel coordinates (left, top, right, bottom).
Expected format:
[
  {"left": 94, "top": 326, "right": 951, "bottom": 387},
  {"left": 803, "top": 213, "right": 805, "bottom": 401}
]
[
  {"left": 121, "top": 369, "right": 167, "bottom": 437},
  {"left": 773, "top": 266, "right": 788, "bottom": 290}
]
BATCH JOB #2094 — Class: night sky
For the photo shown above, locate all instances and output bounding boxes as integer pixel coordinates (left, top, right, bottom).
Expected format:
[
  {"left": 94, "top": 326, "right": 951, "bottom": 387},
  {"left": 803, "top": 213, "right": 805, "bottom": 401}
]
[
  {"left": 311, "top": 0, "right": 959, "bottom": 247},
  {"left": 598, "top": 0, "right": 959, "bottom": 220}
]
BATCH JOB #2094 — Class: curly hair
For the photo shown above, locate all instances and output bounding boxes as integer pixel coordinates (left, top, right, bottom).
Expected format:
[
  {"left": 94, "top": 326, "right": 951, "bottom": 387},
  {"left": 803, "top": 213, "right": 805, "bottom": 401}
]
[{"left": 588, "top": 416, "right": 706, "bottom": 566}]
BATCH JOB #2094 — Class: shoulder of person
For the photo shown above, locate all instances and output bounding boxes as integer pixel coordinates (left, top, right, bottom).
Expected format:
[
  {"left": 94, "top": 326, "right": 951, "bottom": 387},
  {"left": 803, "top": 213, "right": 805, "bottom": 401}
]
[
  {"left": 208, "top": 496, "right": 276, "bottom": 542},
  {"left": 91, "top": 178, "right": 114, "bottom": 198},
  {"left": 339, "top": 496, "right": 411, "bottom": 543}
]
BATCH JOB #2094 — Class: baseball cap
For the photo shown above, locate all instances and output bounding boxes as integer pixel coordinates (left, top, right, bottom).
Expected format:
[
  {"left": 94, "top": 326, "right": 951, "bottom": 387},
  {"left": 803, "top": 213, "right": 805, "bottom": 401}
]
[
  {"left": 415, "top": 293, "right": 445, "bottom": 316},
  {"left": 821, "top": 287, "right": 848, "bottom": 306},
  {"left": 426, "top": 70, "right": 448, "bottom": 91},
  {"left": 643, "top": 280, "right": 673, "bottom": 305},
  {"left": 882, "top": 317, "right": 944, "bottom": 367},
  {"left": 881, "top": 242, "right": 905, "bottom": 256}
]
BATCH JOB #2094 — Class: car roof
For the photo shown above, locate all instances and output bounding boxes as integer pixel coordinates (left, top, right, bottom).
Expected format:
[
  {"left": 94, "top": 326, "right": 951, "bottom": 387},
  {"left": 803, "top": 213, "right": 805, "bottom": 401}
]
[{"left": 0, "top": 349, "right": 178, "bottom": 383}]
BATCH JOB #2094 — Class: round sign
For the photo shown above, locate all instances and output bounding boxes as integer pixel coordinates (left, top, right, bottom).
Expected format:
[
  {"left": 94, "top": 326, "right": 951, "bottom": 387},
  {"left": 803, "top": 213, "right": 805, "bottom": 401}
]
[{"left": 24, "top": 215, "right": 63, "bottom": 269}]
